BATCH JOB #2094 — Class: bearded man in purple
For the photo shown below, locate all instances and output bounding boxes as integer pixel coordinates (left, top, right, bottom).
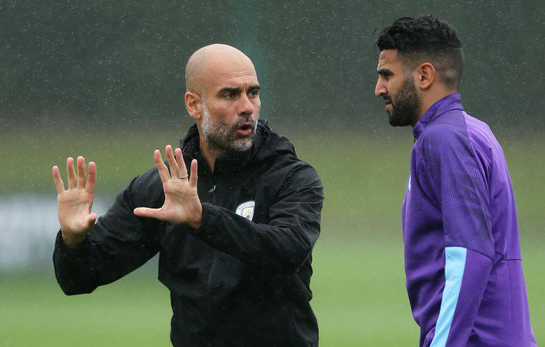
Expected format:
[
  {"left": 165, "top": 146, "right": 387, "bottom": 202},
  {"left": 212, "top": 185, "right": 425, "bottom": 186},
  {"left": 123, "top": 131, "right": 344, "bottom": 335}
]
[{"left": 374, "top": 15, "right": 538, "bottom": 347}]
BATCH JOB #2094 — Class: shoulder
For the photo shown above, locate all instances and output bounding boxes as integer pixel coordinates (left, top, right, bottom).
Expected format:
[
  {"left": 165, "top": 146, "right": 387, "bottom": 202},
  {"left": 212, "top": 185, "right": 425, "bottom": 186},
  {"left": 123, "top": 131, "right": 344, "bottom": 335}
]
[
  {"left": 417, "top": 112, "right": 470, "bottom": 161},
  {"left": 416, "top": 112, "right": 496, "bottom": 180},
  {"left": 463, "top": 113, "right": 499, "bottom": 155},
  {"left": 252, "top": 121, "right": 322, "bottom": 192},
  {"left": 268, "top": 156, "right": 323, "bottom": 204},
  {"left": 422, "top": 110, "right": 467, "bottom": 142},
  {"left": 260, "top": 147, "right": 322, "bottom": 200},
  {"left": 256, "top": 122, "right": 319, "bottom": 176},
  {"left": 285, "top": 158, "right": 322, "bottom": 188},
  {"left": 420, "top": 111, "right": 496, "bottom": 150},
  {"left": 266, "top": 150, "right": 322, "bottom": 193}
]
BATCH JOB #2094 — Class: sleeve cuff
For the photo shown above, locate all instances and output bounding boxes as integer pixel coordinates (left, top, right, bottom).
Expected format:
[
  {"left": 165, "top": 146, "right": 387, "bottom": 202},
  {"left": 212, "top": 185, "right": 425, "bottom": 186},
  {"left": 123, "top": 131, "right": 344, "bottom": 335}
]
[
  {"left": 54, "top": 231, "right": 89, "bottom": 258},
  {"left": 191, "top": 203, "right": 218, "bottom": 238}
]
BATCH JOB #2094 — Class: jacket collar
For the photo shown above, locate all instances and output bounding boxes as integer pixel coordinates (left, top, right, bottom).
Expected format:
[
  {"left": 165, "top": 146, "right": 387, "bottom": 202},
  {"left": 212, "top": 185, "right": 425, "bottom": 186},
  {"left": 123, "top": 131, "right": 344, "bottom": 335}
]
[{"left": 413, "top": 93, "right": 464, "bottom": 139}]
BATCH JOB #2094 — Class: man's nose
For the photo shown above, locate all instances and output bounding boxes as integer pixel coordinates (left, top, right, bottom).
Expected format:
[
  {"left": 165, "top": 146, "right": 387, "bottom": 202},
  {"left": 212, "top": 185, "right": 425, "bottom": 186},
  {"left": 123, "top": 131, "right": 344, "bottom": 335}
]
[
  {"left": 375, "top": 79, "right": 386, "bottom": 97},
  {"left": 238, "top": 93, "right": 254, "bottom": 116}
]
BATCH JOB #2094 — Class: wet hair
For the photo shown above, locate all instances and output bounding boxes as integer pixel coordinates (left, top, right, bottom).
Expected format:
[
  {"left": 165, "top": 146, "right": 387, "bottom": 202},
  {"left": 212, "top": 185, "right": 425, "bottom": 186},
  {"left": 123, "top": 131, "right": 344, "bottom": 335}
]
[{"left": 376, "top": 15, "right": 464, "bottom": 89}]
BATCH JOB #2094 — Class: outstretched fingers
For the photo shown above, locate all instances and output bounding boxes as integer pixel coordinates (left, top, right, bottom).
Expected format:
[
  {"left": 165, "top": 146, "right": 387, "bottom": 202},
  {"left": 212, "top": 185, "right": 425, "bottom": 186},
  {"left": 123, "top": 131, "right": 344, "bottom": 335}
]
[
  {"left": 86, "top": 161, "right": 97, "bottom": 194},
  {"left": 165, "top": 145, "right": 180, "bottom": 178},
  {"left": 66, "top": 157, "right": 76, "bottom": 189},
  {"left": 134, "top": 145, "right": 201, "bottom": 224},
  {"left": 189, "top": 159, "right": 198, "bottom": 187},
  {"left": 77, "top": 156, "right": 86, "bottom": 189},
  {"left": 59, "top": 157, "right": 96, "bottom": 188},
  {"left": 54, "top": 156, "right": 96, "bottom": 194},
  {"left": 52, "top": 166, "right": 65, "bottom": 194},
  {"left": 133, "top": 206, "right": 158, "bottom": 219},
  {"left": 154, "top": 149, "right": 171, "bottom": 182},
  {"left": 175, "top": 147, "right": 189, "bottom": 179}
]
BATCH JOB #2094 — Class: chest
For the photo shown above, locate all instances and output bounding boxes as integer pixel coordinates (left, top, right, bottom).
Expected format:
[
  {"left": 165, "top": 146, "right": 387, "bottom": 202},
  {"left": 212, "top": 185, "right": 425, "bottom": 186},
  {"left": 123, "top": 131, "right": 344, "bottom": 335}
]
[{"left": 195, "top": 163, "right": 278, "bottom": 224}]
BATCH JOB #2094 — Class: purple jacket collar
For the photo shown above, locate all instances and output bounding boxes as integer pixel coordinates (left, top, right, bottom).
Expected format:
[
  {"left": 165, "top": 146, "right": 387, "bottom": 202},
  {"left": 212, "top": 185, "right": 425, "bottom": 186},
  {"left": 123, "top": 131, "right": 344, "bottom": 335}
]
[{"left": 413, "top": 93, "right": 465, "bottom": 139}]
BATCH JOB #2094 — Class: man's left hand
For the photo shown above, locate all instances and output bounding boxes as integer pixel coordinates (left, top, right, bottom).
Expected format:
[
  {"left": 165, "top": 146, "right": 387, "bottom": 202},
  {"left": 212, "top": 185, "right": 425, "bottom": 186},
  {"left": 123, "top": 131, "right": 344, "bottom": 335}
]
[{"left": 134, "top": 145, "right": 202, "bottom": 229}]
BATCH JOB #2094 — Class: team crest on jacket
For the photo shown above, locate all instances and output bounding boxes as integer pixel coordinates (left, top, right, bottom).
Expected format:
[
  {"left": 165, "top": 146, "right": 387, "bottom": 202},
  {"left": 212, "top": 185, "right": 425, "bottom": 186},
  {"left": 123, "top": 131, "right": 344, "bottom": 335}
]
[{"left": 235, "top": 201, "right": 255, "bottom": 221}]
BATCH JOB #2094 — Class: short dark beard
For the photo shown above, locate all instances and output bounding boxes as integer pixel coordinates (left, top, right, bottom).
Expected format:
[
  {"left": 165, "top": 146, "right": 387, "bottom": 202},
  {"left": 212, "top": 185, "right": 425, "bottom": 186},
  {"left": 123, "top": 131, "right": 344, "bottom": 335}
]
[{"left": 388, "top": 76, "right": 420, "bottom": 127}]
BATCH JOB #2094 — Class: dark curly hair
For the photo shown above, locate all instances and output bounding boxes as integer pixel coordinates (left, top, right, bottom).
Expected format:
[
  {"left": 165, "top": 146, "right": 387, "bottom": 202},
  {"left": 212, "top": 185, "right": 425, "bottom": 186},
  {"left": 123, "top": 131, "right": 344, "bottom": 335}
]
[{"left": 376, "top": 15, "right": 464, "bottom": 89}]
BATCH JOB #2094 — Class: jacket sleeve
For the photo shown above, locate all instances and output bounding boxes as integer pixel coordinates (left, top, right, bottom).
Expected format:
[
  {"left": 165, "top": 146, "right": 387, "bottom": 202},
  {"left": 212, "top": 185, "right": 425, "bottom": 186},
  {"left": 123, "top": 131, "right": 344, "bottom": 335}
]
[
  {"left": 190, "top": 164, "right": 323, "bottom": 275},
  {"left": 52, "top": 169, "right": 163, "bottom": 295},
  {"left": 421, "top": 128, "right": 494, "bottom": 347}
]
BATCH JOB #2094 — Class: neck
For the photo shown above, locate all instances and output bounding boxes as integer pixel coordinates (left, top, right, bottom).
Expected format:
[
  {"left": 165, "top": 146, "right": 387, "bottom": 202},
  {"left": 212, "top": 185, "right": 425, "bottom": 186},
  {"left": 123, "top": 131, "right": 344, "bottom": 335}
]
[
  {"left": 416, "top": 88, "right": 457, "bottom": 124},
  {"left": 199, "top": 138, "right": 222, "bottom": 174}
]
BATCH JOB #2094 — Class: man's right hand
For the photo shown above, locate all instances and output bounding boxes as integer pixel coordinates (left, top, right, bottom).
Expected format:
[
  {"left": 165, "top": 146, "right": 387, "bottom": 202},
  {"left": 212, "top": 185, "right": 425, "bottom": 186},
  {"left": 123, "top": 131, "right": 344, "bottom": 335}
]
[{"left": 52, "top": 156, "right": 98, "bottom": 248}]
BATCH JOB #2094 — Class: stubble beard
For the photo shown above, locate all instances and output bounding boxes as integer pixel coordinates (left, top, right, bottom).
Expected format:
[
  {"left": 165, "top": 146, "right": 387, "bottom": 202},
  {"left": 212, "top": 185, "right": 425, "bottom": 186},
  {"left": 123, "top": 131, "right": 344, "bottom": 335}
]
[
  {"left": 201, "top": 100, "right": 258, "bottom": 156},
  {"left": 388, "top": 76, "right": 421, "bottom": 127}
]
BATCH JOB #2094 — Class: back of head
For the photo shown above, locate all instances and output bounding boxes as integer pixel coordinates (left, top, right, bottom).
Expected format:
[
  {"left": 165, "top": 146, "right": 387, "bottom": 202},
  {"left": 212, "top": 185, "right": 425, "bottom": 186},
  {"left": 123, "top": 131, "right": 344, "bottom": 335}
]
[{"left": 376, "top": 15, "right": 464, "bottom": 89}]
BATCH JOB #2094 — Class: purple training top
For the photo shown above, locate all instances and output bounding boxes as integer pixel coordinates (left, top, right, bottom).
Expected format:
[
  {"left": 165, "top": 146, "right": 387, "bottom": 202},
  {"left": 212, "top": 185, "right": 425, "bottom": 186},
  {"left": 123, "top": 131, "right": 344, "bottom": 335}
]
[{"left": 402, "top": 93, "right": 538, "bottom": 347}]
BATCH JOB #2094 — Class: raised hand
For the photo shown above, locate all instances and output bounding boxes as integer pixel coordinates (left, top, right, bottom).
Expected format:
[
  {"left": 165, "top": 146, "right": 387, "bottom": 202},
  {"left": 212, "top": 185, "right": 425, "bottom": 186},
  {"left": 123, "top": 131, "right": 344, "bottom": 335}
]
[
  {"left": 133, "top": 145, "right": 202, "bottom": 229},
  {"left": 52, "top": 156, "right": 98, "bottom": 248}
]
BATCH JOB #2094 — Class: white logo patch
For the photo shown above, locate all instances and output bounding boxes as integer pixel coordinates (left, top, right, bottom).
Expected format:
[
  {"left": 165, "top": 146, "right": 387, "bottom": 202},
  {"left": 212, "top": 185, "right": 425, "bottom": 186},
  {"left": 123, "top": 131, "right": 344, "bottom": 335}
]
[{"left": 235, "top": 201, "right": 255, "bottom": 221}]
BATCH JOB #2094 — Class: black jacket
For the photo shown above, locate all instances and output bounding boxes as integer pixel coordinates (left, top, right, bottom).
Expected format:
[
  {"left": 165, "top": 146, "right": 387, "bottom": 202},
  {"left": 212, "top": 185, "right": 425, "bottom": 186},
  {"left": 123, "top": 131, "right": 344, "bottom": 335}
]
[{"left": 53, "top": 120, "right": 324, "bottom": 347}]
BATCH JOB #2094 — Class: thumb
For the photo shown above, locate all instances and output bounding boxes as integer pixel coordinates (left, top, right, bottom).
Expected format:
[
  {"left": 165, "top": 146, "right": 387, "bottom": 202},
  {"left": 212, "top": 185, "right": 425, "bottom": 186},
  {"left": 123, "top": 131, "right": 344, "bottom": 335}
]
[
  {"left": 86, "top": 213, "right": 98, "bottom": 228},
  {"left": 133, "top": 207, "right": 159, "bottom": 219}
]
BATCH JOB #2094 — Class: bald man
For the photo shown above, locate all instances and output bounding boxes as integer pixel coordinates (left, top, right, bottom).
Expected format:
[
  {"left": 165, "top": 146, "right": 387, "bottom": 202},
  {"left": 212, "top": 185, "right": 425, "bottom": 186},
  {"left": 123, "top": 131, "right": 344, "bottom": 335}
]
[{"left": 52, "top": 44, "right": 323, "bottom": 347}]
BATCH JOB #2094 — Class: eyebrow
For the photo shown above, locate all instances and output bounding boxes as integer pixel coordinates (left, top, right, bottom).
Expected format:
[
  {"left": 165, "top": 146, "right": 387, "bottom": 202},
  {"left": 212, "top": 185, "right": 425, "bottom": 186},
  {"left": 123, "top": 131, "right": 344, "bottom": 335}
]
[
  {"left": 218, "top": 87, "right": 240, "bottom": 95},
  {"left": 218, "top": 85, "right": 261, "bottom": 95},
  {"left": 377, "top": 68, "right": 393, "bottom": 76}
]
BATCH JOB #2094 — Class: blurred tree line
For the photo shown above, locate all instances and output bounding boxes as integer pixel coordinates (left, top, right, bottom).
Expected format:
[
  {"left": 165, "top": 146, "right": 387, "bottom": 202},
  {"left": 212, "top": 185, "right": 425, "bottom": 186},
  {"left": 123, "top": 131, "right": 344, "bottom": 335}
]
[{"left": 1, "top": 0, "right": 544, "bottom": 131}]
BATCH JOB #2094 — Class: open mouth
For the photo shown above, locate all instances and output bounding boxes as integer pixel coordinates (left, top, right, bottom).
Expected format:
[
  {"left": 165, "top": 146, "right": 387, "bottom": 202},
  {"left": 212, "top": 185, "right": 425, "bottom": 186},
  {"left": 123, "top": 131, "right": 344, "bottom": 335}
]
[
  {"left": 383, "top": 97, "right": 392, "bottom": 111},
  {"left": 236, "top": 123, "right": 254, "bottom": 136}
]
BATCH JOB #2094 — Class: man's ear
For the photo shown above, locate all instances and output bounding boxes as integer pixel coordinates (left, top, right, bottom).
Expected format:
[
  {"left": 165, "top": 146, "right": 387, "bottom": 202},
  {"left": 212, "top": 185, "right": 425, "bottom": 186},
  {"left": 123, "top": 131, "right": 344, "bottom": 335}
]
[
  {"left": 185, "top": 91, "right": 202, "bottom": 121},
  {"left": 416, "top": 62, "right": 435, "bottom": 90}
]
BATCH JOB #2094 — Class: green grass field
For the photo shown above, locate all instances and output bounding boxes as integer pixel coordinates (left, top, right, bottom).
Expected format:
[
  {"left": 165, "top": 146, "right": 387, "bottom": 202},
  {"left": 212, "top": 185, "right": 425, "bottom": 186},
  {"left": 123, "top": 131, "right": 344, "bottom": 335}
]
[
  {"left": 1, "top": 239, "right": 543, "bottom": 346},
  {"left": 0, "top": 126, "right": 543, "bottom": 345}
]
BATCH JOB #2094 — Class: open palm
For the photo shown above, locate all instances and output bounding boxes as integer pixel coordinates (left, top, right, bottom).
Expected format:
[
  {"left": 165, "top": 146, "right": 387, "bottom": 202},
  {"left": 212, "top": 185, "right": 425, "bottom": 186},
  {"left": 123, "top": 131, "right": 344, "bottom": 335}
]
[
  {"left": 52, "top": 156, "right": 98, "bottom": 247},
  {"left": 134, "top": 145, "right": 202, "bottom": 229}
]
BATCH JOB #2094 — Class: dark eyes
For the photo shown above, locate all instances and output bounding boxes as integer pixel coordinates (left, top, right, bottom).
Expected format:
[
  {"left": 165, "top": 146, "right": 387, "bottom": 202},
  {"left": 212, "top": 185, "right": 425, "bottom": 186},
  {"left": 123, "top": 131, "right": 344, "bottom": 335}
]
[
  {"left": 378, "top": 71, "right": 393, "bottom": 80},
  {"left": 223, "top": 90, "right": 259, "bottom": 99},
  {"left": 223, "top": 91, "right": 236, "bottom": 99}
]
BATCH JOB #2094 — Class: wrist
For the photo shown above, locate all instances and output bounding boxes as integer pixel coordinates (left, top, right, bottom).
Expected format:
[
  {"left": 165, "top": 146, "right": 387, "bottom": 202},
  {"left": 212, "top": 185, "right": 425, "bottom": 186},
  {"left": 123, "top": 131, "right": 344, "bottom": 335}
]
[
  {"left": 186, "top": 205, "right": 203, "bottom": 230},
  {"left": 61, "top": 230, "right": 86, "bottom": 249}
]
